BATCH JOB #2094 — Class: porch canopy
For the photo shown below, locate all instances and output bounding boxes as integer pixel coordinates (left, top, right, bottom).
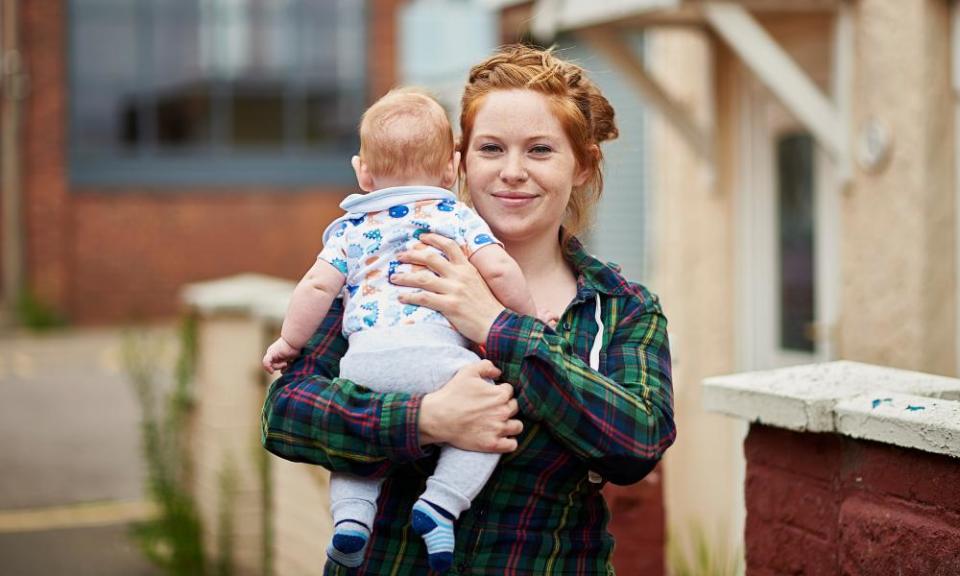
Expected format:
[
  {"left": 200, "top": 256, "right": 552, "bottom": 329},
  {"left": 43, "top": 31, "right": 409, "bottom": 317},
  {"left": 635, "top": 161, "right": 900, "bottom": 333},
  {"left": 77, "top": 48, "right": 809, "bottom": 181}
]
[{"left": 526, "top": 0, "right": 852, "bottom": 182}]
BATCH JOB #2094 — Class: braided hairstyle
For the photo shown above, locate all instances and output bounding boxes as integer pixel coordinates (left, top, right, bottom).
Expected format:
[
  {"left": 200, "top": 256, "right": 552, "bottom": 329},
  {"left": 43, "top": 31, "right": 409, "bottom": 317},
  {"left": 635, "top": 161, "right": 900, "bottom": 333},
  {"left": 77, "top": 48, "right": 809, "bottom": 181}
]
[{"left": 459, "top": 44, "right": 619, "bottom": 240}]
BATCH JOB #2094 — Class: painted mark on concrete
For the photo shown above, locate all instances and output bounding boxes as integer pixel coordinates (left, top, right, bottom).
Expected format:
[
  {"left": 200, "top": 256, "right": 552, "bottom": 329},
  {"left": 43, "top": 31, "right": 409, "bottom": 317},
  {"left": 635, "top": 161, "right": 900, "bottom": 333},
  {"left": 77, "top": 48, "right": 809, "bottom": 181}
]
[
  {"left": 0, "top": 500, "right": 157, "bottom": 534},
  {"left": 871, "top": 397, "right": 893, "bottom": 409},
  {"left": 12, "top": 352, "right": 35, "bottom": 379},
  {"left": 98, "top": 344, "right": 122, "bottom": 374},
  {"left": 905, "top": 405, "right": 926, "bottom": 412}
]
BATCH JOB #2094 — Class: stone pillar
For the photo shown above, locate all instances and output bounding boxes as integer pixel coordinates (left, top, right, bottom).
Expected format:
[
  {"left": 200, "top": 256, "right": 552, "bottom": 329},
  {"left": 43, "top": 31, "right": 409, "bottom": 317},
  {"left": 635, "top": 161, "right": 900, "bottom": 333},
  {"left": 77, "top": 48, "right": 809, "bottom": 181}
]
[
  {"left": 704, "top": 361, "right": 960, "bottom": 575},
  {"left": 183, "top": 274, "right": 297, "bottom": 575}
]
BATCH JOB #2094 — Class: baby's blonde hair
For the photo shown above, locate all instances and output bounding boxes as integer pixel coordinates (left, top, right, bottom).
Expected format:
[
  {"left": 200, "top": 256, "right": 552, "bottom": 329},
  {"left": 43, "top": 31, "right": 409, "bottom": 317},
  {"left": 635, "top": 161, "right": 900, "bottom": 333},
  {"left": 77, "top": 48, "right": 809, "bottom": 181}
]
[{"left": 358, "top": 87, "right": 454, "bottom": 180}]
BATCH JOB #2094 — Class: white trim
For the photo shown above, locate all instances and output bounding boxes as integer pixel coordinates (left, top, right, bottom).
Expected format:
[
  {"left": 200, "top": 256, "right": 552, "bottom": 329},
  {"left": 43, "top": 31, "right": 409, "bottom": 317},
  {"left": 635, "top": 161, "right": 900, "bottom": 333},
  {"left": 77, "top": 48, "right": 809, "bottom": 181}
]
[
  {"left": 815, "top": 3, "right": 849, "bottom": 362},
  {"left": 734, "top": 67, "right": 757, "bottom": 372},
  {"left": 531, "top": 0, "right": 680, "bottom": 40},
  {"left": 704, "top": 3, "right": 844, "bottom": 164},
  {"left": 576, "top": 28, "right": 714, "bottom": 164},
  {"left": 482, "top": 0, "right": 531, "bottom": 9},
  {"left": 954, "top": 0, "right": 960, "bottom": 377}
]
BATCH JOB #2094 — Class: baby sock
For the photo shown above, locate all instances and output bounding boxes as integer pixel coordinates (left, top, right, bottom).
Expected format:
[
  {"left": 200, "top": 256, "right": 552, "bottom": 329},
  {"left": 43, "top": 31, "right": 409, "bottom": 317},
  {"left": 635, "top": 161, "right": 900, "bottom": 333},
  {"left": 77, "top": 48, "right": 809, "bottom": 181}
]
[
  {"left": 411, "top": 499, "right": 456, "bottom": 573},
  {"left": 327, "top": 519, "right": 371, "bottom": 568}
]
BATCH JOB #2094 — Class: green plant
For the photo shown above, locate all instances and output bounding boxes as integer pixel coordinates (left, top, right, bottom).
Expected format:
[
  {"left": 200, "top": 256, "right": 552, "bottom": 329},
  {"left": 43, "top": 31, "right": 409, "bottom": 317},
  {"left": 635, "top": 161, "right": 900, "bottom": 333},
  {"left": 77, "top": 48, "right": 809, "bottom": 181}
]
[
  {"left": 124, "top": 316, "right": 207, "bottom": 576},
  {"left": 667, "top": 523, "right": 743, "bottom": 576},
  {"left": 15, "top": 289, "right": 67, "bottom": 330},
  {"left": 214, "top": 459, "right": 238, "bottom": 576}
]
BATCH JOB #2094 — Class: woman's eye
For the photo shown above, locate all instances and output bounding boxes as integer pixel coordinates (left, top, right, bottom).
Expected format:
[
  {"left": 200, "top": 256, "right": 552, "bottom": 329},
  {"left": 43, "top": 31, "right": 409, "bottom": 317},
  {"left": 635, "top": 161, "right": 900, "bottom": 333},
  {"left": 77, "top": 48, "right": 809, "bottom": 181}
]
[
  {"left": 479, "top": 143, "right": 502, "bottom": 153},
  {"left": 529, "top": 145, "right": 553, "bottom": 155}
]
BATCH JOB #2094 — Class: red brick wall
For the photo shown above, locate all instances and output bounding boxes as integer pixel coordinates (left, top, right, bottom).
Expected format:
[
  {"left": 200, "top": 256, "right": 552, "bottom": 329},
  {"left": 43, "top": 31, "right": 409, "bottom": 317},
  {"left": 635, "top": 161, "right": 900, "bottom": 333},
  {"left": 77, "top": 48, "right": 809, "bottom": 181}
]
[
  {"left": 68, "top": 191, "right": 348, "bottom": 323},
  {"left": 605, "top": 467, "right": 665, "bottom": 576},
  {"left": 23, "top": 0, "right": 70, "bottom": 311},
  {"left": 745, "top": 425, "right": 960, "bottom": 576},
  {"left": 16, "top": 0, "right": 401, "bottom": 324}
]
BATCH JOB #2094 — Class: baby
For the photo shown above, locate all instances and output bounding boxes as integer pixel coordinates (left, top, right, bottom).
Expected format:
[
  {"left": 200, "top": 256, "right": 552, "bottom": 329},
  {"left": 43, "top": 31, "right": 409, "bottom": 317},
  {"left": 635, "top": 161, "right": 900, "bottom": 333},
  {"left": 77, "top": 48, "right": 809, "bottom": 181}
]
[{"left": 262, "top": 87, "right": 537, "bottom": 572}]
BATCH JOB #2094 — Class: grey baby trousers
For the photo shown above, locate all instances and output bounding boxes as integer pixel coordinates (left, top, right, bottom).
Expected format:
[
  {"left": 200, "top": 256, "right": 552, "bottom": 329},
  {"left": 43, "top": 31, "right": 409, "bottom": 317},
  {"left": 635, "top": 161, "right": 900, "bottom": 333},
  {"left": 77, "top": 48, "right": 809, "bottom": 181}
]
[{"left": 328, "top": 323, "right": 500, "bottom": 531}]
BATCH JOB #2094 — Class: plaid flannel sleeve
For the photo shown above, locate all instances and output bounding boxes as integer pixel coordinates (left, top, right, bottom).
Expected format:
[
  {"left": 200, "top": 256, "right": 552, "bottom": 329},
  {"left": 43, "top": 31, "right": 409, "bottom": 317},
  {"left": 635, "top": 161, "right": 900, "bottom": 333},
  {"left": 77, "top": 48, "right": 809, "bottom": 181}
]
[
  {"left": 484, "top": 294, "right": 676, "bottom": 485},
  {"left": 260, "top": 299, "right": 432, "bottom": 476}
]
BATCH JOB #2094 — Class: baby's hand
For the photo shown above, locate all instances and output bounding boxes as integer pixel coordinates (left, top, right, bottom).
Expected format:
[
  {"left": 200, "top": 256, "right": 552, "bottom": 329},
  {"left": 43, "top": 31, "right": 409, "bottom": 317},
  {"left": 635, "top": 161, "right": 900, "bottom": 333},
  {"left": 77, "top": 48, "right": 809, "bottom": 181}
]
[
  {"left": 262, "top": 337, "right": 300, "bottom": 375},
  {"left": 537, "top": 309, "right": 560, "bottom": 329}
]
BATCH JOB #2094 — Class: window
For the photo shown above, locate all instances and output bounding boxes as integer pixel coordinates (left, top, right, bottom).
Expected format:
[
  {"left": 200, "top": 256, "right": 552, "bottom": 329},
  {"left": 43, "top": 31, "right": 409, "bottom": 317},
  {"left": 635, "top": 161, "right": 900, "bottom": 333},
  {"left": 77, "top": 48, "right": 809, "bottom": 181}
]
[
  {"left": 777, "top": 132, "right": 816, "bottom": 353},
  {"left": 69, "top": 0, "right": 367, "bottom": 186}
]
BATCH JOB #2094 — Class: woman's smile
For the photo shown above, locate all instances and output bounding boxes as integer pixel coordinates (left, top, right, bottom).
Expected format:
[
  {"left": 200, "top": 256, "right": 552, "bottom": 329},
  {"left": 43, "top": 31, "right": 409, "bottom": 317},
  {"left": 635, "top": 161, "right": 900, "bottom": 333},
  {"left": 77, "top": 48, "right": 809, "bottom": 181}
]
[{"left": 491, "top": 190, "right": 540, "bottom": 208}]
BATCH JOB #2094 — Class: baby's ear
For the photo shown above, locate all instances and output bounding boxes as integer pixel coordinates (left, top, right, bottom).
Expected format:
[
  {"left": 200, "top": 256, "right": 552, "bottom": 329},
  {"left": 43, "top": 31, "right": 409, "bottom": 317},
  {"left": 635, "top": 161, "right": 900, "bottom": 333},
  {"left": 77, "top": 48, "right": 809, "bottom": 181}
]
[
  {"left": 352, "top": 155, "right": 376, "bottom": 192},
  {"left": 440, "top": 151, "right": 461, "bottom": 188}
]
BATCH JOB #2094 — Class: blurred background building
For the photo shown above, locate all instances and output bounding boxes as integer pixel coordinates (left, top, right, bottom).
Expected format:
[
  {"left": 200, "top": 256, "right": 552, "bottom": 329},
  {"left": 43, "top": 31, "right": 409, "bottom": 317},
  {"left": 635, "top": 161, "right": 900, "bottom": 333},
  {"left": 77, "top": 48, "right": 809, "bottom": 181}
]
[
  {"left": 0, "top": 0, "right": 400, "bottom": 326},
  {"left": 3, "top": 0, "right": 960, "bottom": 574}
]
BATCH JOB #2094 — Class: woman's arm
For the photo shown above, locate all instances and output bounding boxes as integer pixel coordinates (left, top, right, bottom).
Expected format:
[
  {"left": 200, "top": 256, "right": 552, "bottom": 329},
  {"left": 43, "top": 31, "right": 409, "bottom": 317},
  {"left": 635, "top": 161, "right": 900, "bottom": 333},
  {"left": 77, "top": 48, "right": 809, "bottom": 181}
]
[
  {"left": 260, "top": 298, "right": 431, "bottom": 477},
  {"left": 484, "top": 293, "right": 675, "bottom": 485},
  {"left": 261, "top": 298, "right": 522, "bottom": 473},
  {"left": 393, "top": 233, "right": 675, "bottom": 485}
]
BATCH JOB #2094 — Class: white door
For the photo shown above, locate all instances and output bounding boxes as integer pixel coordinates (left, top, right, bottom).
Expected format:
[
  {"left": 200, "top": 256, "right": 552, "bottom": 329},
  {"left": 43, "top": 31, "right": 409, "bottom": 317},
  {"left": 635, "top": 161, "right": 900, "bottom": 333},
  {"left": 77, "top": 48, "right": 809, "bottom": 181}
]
[{"left": 737, "top": 73, "right": 839, "bottom": 371}]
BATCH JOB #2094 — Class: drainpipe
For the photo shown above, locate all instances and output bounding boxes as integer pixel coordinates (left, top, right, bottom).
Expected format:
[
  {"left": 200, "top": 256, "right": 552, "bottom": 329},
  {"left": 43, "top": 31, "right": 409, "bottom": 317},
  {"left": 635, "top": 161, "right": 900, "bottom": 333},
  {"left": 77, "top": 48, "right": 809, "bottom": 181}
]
[{"left": 1, "top": 0, "right": 25, "bottom": 326}]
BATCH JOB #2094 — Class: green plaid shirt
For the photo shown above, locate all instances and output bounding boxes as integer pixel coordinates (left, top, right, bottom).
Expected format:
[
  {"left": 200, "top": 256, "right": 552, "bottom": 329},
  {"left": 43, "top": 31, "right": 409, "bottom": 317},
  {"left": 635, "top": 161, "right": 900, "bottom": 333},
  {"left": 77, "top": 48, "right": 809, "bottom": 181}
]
[{"left": 261, "top": 237, "right": 675, "bottom": 575}]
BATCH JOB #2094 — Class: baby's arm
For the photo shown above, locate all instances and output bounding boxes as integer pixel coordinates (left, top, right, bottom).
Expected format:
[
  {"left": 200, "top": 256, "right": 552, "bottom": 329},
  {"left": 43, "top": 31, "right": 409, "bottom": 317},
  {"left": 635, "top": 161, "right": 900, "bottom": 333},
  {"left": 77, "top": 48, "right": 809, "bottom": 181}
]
[
  {"left": 469, "top": 244, "right": 538, "bottom": 318},
  {"left": 262, "top": 258, "right": 346, "bottom": 373}
]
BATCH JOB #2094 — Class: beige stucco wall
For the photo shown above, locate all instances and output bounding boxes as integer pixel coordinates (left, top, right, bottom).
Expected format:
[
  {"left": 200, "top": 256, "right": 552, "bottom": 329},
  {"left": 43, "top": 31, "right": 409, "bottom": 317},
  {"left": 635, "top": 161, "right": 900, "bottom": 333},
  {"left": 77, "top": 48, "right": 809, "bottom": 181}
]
[
  {"left": 842, "top": 0, "right": 956, "bottom": 375},
  {"left": 647, "top": 27, "right": 743, "bottom": 560},
  {"left": 655, "top": 0, "right": 958, "bottom": 566}
]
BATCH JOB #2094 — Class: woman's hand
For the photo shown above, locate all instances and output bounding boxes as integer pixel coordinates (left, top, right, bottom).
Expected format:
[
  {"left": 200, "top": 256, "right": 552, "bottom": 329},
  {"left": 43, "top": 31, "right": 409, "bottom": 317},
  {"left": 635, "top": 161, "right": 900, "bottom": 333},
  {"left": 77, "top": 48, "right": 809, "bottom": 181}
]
[
  {"left": 391, "top": 233, "right": 506, "bottom": 344},
  {"left": 419, "top": 360, "right": 523, "bottom": 453}
]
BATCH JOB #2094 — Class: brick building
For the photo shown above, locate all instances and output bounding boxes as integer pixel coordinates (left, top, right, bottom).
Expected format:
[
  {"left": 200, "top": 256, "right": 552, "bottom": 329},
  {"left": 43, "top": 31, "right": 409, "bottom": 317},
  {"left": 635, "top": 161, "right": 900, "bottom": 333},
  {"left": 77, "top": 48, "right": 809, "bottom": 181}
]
[{"left": 0, "top": 0, "right": 402, "bottom": 325}]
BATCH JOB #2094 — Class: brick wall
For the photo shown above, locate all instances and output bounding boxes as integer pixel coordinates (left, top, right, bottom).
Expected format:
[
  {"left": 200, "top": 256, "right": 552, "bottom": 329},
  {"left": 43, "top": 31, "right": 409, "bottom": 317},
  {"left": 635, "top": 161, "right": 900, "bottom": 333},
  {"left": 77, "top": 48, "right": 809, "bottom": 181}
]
[
  {"left": 23, "top": 0, "right": 70, "bottom": 311},
  {"left": 745, "top": 425, "right": 960, "bottom": 576},
  {"left": 69, "top": 191, "right": 348, "bottom": 323},
  {"left": 16, "top": 0, "right": 401, "bottom": 325},
  {"left": 604, "top": 468, "right": 665, "bottom": 576}
]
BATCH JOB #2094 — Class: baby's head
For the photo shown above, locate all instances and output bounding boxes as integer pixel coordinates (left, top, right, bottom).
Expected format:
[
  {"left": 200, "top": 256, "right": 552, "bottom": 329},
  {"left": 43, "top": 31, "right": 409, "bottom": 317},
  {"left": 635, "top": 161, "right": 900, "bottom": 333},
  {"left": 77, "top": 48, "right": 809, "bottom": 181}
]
[{"left": 352, "top": 87, "right": 459, "bottom": 191}]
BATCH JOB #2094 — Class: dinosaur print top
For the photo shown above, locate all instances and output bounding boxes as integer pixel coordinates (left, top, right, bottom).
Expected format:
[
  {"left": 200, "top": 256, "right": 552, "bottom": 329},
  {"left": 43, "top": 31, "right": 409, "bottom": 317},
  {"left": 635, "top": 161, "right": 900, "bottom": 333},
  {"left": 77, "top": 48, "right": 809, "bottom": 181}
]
[{"left": 318, "top": 186, "right": 500, "bottom": 337}]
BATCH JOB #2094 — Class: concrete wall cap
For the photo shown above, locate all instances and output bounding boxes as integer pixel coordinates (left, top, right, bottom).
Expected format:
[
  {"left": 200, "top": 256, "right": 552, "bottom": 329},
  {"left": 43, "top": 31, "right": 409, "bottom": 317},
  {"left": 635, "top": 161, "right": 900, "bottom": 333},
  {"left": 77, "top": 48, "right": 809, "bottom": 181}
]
[
  {"left": 182, "top": 274, "right": 294, "bottom": 317},
  {"left": 702, "top": 361, "right": 960, "bottom": 458}
]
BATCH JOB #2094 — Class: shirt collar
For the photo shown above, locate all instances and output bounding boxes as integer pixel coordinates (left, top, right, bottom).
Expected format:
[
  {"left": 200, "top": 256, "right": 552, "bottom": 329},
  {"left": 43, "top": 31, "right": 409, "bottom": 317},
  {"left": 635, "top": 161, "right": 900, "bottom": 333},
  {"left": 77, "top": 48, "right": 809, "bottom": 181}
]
[
  {"left": 339, "top": 186, "right": 455, "bottom": 213},
  {"left": 563, "top": 234, "right": 634, "bottom": 299}
]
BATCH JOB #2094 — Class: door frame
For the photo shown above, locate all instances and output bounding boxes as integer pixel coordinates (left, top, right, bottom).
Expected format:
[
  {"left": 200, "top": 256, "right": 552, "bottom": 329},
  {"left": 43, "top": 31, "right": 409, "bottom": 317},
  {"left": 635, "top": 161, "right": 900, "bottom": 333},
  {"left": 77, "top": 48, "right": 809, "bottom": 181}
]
[{"left": 735, "top": 67, "right": 840, "bottom": 372}]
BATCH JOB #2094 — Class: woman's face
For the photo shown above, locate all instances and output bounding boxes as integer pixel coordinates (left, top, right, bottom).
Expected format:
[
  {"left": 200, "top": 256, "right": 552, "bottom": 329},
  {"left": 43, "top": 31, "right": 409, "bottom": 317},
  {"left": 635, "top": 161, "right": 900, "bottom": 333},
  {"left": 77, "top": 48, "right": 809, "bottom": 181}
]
[{"left": 463, "top": 89, "right": 587, "bottom": 246}]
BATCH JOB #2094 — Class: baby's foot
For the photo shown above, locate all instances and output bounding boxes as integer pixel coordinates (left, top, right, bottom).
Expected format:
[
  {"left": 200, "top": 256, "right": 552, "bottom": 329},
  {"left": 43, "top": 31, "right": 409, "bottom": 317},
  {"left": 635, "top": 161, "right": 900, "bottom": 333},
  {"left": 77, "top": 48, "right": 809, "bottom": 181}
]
[
  {"left": 327, "top": 519, "right": 370, "bottom": 568},
  {"left": 411, "top": 499, "right": 455, "bottom": 573}
]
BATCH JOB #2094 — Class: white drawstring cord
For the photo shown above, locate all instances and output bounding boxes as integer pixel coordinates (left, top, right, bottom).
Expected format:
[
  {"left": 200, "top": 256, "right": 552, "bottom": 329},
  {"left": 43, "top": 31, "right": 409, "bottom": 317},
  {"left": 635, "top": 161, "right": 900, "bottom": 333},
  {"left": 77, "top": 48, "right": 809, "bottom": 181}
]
[{"left": 588, "top": 293, "right": 604, "bottom": 484}]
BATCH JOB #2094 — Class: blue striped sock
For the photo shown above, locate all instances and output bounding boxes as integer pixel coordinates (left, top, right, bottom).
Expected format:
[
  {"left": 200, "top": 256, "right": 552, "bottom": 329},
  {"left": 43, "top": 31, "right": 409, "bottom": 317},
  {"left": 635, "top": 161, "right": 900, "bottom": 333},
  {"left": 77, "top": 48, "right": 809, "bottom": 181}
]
[
  {"left": 411, "top": 499, "right": 455, "bottom": 573},
  {"left": 327, "top": 520, "right": 370, "bottom": 568}
]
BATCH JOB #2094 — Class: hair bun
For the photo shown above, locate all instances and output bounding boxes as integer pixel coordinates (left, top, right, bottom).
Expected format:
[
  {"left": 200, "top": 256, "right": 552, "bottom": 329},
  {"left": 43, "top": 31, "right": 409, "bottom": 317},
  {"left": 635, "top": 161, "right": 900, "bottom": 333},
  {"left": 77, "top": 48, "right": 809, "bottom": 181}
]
[{"left": 587, "top": 90, "right": 618, "bottom": 143}]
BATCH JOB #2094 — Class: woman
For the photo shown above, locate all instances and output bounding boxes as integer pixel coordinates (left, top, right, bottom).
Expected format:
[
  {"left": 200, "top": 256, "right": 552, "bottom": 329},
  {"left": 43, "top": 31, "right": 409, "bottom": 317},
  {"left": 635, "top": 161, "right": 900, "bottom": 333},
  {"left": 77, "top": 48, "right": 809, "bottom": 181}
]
[{"left": 261, "top": 45, "right": 675, "bottom": 575}]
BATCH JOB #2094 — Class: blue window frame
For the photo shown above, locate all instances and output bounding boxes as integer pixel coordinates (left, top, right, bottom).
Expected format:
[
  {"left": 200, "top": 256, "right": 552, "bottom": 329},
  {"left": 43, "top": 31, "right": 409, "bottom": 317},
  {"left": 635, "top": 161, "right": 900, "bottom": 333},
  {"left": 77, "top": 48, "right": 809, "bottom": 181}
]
[{"left": 68, "top": 0, "right": 367, "bottom": 187}]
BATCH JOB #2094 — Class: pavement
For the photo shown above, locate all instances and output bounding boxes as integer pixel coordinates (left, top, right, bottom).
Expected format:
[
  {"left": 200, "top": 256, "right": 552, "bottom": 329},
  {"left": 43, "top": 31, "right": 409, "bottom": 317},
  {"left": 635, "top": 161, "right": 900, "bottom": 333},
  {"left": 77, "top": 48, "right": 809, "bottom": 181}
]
[{"left": 0, "top": 324, "right": 179, "bottom": 575}]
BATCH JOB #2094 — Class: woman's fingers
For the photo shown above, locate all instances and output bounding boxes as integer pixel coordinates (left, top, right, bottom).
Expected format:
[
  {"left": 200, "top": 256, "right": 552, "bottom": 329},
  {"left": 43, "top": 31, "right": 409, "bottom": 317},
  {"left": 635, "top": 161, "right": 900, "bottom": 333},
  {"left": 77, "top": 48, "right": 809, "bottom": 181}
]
[
  {"left": 478, "top": 360, "right": 513, "bottom": 382},
  {"left": 392, "top": 268, "right": 451, "bottom": 292},
  {"left": 398, "top": 244, "right": 455, "bottom": 276},
  {"left": 395, "top": 288, "right": 445, "bottom": 313},
  {"left": 418, "top": 233, "right": 468, "bottom": 264},
  {"left": 491, "top": 437, "right": 519, "bottom": 453},
  {"left": 503, "top": 418, "right": 523, "bottom": 437}
]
